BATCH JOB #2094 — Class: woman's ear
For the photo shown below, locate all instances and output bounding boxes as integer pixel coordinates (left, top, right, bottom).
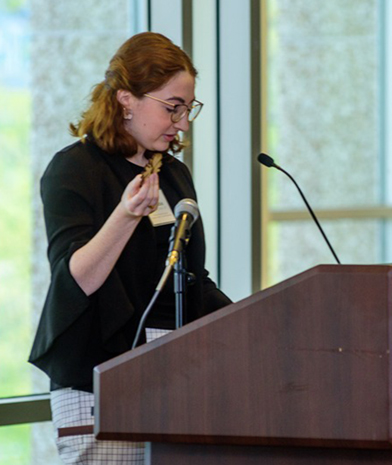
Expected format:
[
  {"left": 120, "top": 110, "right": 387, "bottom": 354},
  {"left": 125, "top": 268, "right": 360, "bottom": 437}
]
[{"left": 116, "top": 89, "right": 135, "bottom": 107}]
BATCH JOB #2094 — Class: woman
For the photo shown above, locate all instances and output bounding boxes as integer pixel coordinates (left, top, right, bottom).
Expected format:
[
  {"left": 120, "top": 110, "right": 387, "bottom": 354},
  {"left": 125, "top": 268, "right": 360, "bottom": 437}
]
[{"left": 29, "top": 32, "right": 231, "bottom": 464}]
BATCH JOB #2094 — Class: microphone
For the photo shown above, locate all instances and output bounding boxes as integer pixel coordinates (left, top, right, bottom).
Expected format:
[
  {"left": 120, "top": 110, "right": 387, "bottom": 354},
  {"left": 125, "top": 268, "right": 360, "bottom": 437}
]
[
  {"left": 132, "top": 198, "right": 199, "bottom": 349},
  {"left": 258, "top": 153, "right": 341, "bottom": 264},
  {"left": 166, "top": 198, "right": 199, "bottom": 266}
]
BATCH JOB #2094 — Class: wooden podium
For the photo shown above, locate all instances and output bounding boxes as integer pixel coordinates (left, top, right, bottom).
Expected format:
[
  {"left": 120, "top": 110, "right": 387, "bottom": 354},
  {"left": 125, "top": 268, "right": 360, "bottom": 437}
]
[{"left": 93, "top": 265, "right": 392, "bottom": 464}]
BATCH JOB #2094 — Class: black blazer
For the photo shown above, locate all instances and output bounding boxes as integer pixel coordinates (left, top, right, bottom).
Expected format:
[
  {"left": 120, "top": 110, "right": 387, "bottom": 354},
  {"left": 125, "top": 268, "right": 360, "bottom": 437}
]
[{"left": 29, "top": 140, "right": 231, "bottom": 389}]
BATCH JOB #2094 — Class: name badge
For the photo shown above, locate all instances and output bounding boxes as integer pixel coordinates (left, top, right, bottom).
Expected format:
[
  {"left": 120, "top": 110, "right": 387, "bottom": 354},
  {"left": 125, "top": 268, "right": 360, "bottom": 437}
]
[{"left": 149, "top": 190, "right": 176, "bottom": 227}]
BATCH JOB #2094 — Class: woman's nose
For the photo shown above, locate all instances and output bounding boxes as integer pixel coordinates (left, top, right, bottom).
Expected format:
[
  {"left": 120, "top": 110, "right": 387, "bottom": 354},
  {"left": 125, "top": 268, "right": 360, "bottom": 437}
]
[{"left": 174, "top": 116, "right": 190, "bottom": 132}]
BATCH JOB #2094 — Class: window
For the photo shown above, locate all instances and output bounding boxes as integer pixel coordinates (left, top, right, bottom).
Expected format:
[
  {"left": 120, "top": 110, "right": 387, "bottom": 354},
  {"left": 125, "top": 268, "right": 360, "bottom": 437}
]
[
  {"left": 0, "top": 0, "right": 147, "bottom": 462},
  {"left": 263, "top": 0, "right": 388, "bottom": 287}
]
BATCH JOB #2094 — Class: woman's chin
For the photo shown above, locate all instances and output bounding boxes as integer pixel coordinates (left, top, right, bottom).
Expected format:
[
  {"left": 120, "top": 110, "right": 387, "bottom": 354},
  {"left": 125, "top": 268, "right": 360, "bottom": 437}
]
[{"left": 151, "top": 141, "right": 170, "bottom": 152}]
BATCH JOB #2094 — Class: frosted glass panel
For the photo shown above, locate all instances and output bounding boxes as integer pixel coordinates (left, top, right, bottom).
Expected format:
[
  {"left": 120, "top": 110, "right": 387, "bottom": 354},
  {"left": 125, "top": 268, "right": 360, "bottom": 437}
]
[
  {"left": 267, "top": 219, "right": 384, "bottom": 287},
  {"left": 0, "top": 422, "right": 62, "bottom": 465},
  {"left": 267, "top": 0, "right": 381, "bottom": 210}
]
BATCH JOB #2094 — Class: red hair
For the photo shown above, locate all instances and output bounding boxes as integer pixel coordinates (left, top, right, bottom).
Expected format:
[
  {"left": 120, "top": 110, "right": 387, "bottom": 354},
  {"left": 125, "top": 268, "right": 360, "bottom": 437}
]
[{"left": 70, "top": 32, "right": 197, "bottom": 157}]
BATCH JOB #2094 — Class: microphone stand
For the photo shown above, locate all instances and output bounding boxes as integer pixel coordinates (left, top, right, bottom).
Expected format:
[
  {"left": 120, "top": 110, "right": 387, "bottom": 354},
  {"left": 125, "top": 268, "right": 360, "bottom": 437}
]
[
  {"left": 174, "top": 251, "right": 187, "bottom": 329},
  {"left": 169, "top": 223, "right": 193, "bottom": 329},
  {"left": 131, "top": 223, "right": 195, "bottom": 348}
]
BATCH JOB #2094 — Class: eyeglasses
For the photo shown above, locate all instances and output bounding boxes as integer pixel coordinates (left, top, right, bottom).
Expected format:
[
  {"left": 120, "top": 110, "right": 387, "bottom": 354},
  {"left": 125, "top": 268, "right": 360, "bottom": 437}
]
[{"left": 144, "top": 94, "right": 204, "bottom": 123}]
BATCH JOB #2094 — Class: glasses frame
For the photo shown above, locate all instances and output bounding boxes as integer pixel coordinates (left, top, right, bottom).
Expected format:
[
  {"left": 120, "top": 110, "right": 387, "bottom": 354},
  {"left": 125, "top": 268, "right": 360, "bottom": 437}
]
[{"left": 144, "top": 94, "right": 204, "bottom": 123}]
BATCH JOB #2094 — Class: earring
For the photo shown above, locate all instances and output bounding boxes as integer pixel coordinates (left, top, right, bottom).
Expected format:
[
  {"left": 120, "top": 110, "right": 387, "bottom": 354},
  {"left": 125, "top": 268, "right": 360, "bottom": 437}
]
[{"left": 123, "top": 107, "right": 133, "bottom": 120}]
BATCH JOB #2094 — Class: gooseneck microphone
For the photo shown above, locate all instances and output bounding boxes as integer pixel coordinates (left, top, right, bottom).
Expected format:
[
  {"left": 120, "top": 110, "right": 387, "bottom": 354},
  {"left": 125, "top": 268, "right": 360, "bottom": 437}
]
[{"left": 258, "top": 153, "right": 341, "bottom": 265}]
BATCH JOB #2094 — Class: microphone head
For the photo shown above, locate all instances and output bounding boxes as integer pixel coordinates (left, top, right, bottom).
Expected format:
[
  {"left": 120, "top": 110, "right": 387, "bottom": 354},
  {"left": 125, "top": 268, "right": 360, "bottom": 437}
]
[
  {"left": 174, "top": 198, "right": 199, "bottom": 226},
  {"left": 257, "top": 153, "right": 275, "bottom": 168}
]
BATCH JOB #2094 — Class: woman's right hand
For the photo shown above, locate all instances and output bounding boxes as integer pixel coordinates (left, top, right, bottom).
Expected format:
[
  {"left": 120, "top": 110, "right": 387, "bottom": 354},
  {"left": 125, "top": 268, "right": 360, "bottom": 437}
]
[{"left": 121, "top": 173, "right": 159, "bottom": 218}]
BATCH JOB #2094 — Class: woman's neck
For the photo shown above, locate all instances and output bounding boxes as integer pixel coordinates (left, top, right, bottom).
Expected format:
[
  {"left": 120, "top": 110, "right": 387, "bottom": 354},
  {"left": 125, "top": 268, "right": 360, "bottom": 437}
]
[{"left": 126, "top": 151, "right": 147, "bottom": 167}]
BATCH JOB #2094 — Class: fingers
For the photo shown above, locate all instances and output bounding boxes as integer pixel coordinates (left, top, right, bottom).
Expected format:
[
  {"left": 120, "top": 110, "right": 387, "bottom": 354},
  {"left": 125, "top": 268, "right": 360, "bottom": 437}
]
[
  {"left": 141, "top": 173, "right": 159, "bottom": 213},
  {"left": 149, "top": 172, "right": 160, "bottom": 210},
  {"left": 122, "top": 173, "right": 159, "bottom": 217}
]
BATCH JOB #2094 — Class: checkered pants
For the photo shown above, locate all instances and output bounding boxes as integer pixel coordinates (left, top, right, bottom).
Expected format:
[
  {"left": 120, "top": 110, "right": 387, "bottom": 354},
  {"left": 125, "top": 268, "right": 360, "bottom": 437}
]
[{"left": 51, "top": 328, "right": 170, "bottom": 464}]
